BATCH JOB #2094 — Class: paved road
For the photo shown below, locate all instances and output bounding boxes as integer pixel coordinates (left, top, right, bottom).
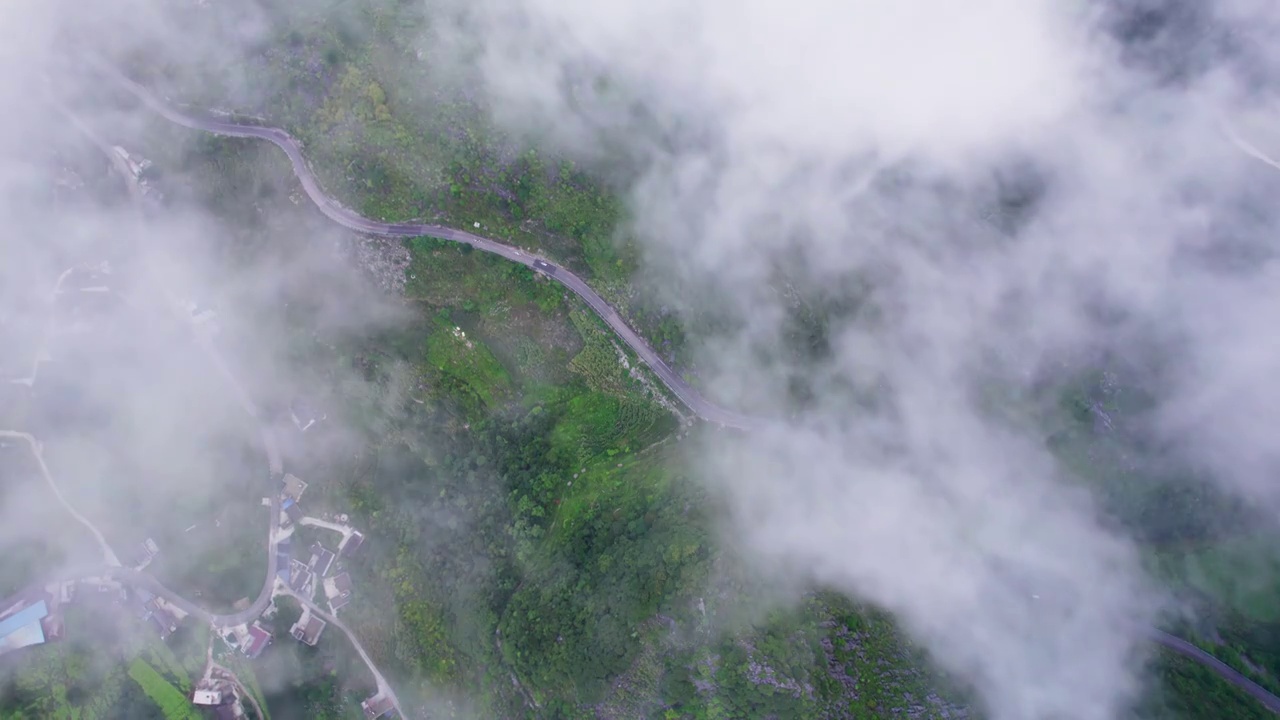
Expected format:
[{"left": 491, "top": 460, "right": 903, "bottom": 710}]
[
  {"left": 92, "top": 60, "right": 759, "bottom": 431},
  {"left": 286, "top": 589, "right": 402, "bottom": 712},
  {"left": 1148, "top": 628, "right": 1280, "bottom": 714},
  {"left": 69, "top": 65, "right": 1280, "bottom": 717}
]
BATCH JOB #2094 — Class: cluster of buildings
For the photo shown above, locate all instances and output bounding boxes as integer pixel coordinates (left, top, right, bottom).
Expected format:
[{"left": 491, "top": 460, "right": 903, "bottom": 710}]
[
  {"left": 0, "top": 574, "right": 183, "bottom": 659},
  {"left": 275, "top": 473, "right": 364, "bottom": 616}
]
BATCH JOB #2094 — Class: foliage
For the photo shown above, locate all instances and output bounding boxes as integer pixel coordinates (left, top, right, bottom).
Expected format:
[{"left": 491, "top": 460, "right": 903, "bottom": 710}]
[
  {"left": 127, "top": 659, "right": 199, "bottom": 720},
  {"left": 1132, "top": 650, "right": 1274, "bottom": 720}
]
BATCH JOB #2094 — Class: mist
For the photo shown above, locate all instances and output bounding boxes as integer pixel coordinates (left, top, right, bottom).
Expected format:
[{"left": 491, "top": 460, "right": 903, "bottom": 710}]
[
  {"left": 414, "top": 0, "right": 1280, "bottom": 718},
  {"left": 0, "top": 0, "right": 410, "bottom": 707},
  {"left": 3, "top": 0, "right": 1280, "bottom": 717}
]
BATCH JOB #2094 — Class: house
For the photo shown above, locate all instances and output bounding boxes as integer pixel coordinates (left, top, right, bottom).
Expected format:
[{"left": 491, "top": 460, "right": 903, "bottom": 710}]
[
  {"left": 361, "top": 693, "right": 395, "bottom": 719},
  {"left": 282, "top": 474, "right": 308, "bottom": 502},
  {"left": 148, "top": 601, "right": 179, "bottom": 640},
  {"left": 275, "top": 540, "right": 292, "bottom": 583},
  {"left": 339, "top": 531, "right": 364, "bottom": 557},
  {"left": 242, "top": 622, "right": 271, "bottom": 659},
  {"left": 283, "top": 500, "right": 304, "bottom": 526},
  {"left": 290, "top": 613, "right": 326, "bottom": 646},
  {"left": 192, "top": 689, "right": 222, "bottom": 705},
  {"left": 0, "top": 600, "right": 49, "bottom": 655},
  {"left": 288, "top": 559, "right": 313, "bottom": 594},
  {"left": 324, "top": 572, "right": 353, "bottom": 613},
  {"left": 308, "top": 543, "right": 335, "bottom": 578}
]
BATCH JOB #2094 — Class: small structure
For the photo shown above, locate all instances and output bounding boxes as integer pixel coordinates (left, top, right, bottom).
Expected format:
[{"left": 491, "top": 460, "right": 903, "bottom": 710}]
[
  {"left": 275, "top": 539, "right": 292, "bottom": 584},
  {"left": 192, "top": 689, "right": 222, "bottom": 706},
  {"left": 325, "top": 572, "right": 353, "bottom": 613},
  {"left": 283, "top": 499, "right": 304, "bottom": 526},
  {"left": 242, "top": 622, "right": 272, "bottom": 659},
  {"left": 339, "top": 530, "right": 364, "bottom": 557},
  {"left": 361, "top": 693, "right": 395, "bottom": 719},
  {"left": 134, "top": 538, "right": 160, "bottom": 569},
  {"left": 282, "top": 474, "right": 308, "bottom": 502},
  {"left": 148, "top": 602, "right": 179, "bottom": 640},
  {"left": 288, "top": 559, "right": 313, "bottom": 595},
  {"left": 308, "top": 543, "right": 335, "bottom": 578},
  {"left": 290, "top": 612, "right": 326, "bottom": 647}
]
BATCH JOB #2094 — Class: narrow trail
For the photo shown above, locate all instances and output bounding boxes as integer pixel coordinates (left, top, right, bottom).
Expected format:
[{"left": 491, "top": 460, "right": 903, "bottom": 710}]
[{"left": 0, "top": 430, "right": 121, "bottom": 567}]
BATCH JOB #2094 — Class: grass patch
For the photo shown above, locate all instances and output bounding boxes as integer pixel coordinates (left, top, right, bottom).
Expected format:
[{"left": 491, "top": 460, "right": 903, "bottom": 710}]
[
  {"left": 127, "top": 659, "right": 200, "bottom": 720},
  {"left": 549, "top": 391, "right": 676, "bottom": 468},
  {"left": 422, "top": 313, "right": 513, "bottom": 413}
]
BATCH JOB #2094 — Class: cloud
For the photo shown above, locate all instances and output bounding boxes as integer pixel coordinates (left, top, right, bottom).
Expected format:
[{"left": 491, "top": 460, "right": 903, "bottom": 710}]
[
  {"left": 0, "top": 0, "right": 405, "bottom": 675},
  {"left": 444, "top": 0, "right": 1280, "bottom": 717}
]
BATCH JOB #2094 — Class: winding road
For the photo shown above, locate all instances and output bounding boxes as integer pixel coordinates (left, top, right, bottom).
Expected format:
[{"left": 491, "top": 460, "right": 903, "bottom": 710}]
[
  {"left": 44, "top": 64, "right": 1280, "bottom": 716},
  {"left": 91, "top": 60, "right": 759, "bottom": 431}
]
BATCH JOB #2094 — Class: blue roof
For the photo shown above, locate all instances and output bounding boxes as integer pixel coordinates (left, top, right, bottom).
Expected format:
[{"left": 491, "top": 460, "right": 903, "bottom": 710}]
[
  {"left": 282, "top": 498, "right": 295, "bottom": 509},
  {"left": 0, "top": 601, "right": 48, "bottom": 640}
]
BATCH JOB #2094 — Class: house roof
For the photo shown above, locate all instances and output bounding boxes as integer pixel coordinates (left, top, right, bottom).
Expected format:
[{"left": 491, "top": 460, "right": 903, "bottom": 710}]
[
  {"left": 332, "top": 572, "right": 353, "bottom": 595},
  {"left": 283, "top": 474, "right": 308, "bottom": 499},
  {"left": 296, "top": 615, "right": 326, "bottom": 645},
  {"left": 149, "top": 613, "right": 172, "bottom": 639},
  {"left": 0, "top": 601, "right": 48, "bottom": 640},
  {"left": 309, "top": 544, "right": 335, "bottom": 577},
  {"left": 340, "top": 531, "right": 364, "bottom": 556},
  {"left": 244, "top": 623, "right": 272, "bottom": 658},
  {"left": 362, "top": 694, "right": 395, "bottom": 719},
  {"left": 288, "top": 559, "right": 312, "bottom": 591},
  {"left": 192, "top": 689, "right": 221, "bottom": 705},
  {"left": 0, "top": 622, "right": 45, "bottom": 652}
]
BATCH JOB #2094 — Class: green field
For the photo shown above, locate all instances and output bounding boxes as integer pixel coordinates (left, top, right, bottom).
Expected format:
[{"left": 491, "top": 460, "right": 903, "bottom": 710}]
[{"left": 127, "top": 659, "right": 199, "bottom": 720}]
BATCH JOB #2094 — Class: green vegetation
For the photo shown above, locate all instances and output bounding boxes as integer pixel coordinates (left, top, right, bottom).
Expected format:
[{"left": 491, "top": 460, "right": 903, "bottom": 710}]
[
  {"left": 1135, "top": 650, "right": 1274, "bottom": 720},
  {"left": 1046, "top": 367, "right": 1280, "bottom": 716},
  {"left": 127, "top": 659, "right": 199, "bottom": 720},
  {"left": 60, "top": 7, "right": 1280, "bottom": 717},
  {"left": 253, "top": 598, "right": 375, "bottom": 720},
  {"left": 0, "top": 607, "right": 202, "bottom": 719}
]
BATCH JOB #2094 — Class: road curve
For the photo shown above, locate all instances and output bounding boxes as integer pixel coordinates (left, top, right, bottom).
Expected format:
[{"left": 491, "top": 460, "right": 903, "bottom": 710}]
[
  {"left": 1148, "top": 628, "right": 1280, "bottom": 714},
  {"left": 78, "top": 64, "right": 1280, "bottom": 717},
  {"left": 92, "top": 61, "right": 759, "bottom": 431},
  {"left": 53, "top": 96, "right": 286, "bottom": 629}
]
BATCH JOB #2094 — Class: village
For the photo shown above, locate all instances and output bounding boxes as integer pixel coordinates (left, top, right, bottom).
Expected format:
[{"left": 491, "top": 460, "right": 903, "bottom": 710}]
[{"left": 0, "top": 464, "right": 395, "bottom": 720}]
